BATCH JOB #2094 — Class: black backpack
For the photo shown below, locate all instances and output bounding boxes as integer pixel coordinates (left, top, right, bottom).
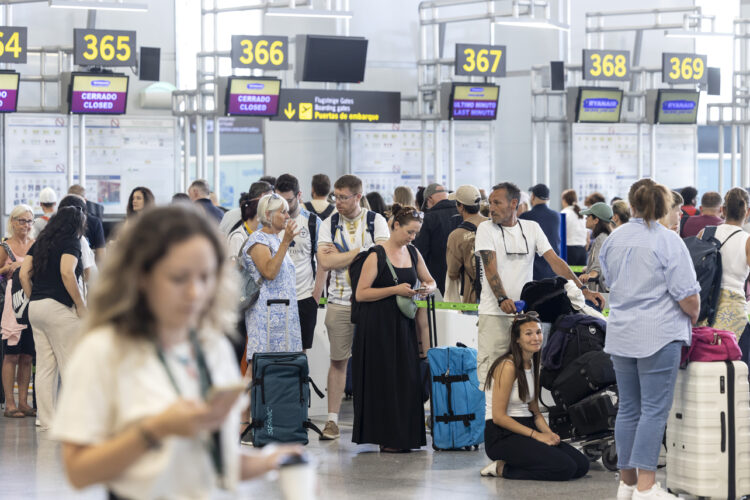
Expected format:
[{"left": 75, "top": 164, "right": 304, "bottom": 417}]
[
  {"left": 540, "top": 313, "right": 607, "bottom": 390},
  {"left": 520, "top": 277, "right": 573, "bottom": 323},
  {"left": 330, "top": 211, "right": 376, "bottom": 247},
  {"left": 457, "top": 221, "right": 482, "bottom": 301},
  {"left": 684, "top": 226, "right": 742, "bottom": 326}
]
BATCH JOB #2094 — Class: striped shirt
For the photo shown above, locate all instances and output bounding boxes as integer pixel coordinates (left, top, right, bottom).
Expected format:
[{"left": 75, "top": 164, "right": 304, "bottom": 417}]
[{"left": 600, "top": 218, "right": 700, "bottom": 358}]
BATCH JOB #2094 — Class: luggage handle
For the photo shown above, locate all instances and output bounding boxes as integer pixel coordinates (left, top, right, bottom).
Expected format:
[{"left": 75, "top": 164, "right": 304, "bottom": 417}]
[{"left": 266, "top": 299, "right": 290, "bottom": 350}]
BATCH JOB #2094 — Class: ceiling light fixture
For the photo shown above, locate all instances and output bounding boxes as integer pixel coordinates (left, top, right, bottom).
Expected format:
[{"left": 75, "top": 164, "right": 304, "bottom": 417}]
[
  {"left": 48, "top": 0, "right": 148, "bottom": 12},
  {"left": 265, "top": 8, "right": 353, "bottom": 19}
]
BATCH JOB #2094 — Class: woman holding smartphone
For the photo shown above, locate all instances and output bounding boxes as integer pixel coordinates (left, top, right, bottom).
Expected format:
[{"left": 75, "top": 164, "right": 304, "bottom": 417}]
[
  {"left": 50, "top": 204, "right": 299, "bottom": 500},
  {"left": 352, "top": 204, "right": 436, "bottom": 453}
]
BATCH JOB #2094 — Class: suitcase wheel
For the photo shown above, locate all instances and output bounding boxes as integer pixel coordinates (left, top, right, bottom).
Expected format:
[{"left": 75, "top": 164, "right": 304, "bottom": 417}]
[
  {"left": 582, "top": 445, "right": 602, "bottom": 462},
  {"left": 602, "top": 443, "right": 618, "bottom": 472}
]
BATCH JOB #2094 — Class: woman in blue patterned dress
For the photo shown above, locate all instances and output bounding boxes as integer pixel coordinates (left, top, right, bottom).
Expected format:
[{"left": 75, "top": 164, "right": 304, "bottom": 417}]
[{"left": 242, "top": 193, "right": 302, "bottom": 365}]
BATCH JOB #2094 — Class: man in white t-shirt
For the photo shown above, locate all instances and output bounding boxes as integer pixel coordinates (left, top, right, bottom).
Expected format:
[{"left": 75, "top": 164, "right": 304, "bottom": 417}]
[
  {"left": 316, "top": 174, "right": 389, "bottom": 440},
  {"left": 276, "top": 174, "right": 328, "bottom": 352},
  {"left": 474, "top": 182, "right": 604, "bottom": 388}
]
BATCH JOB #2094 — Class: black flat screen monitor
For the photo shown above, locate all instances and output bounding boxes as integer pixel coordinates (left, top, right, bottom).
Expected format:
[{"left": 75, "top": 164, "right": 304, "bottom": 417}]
[
  {"left": 656, "top": 89, "right": 700, "bottom": 124},
  {"left": 450, "top": 84, "right": 499, "bottom": 120},
  {"left": 299, "top": 35, "right": 368, "bottom": 83},
  {"left": 575, "top": 87, "right": 623, "bottom": 123}
]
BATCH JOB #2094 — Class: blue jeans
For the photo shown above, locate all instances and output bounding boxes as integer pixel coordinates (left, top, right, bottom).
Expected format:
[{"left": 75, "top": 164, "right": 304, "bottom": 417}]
[{"left": 610, "top": 341, "right": 681, "bottom": 471}]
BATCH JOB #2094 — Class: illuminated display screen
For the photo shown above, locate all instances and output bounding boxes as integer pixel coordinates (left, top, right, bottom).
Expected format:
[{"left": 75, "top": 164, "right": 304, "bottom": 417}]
[
  {"left": 226, "top": 78, "right": 280, "bottom": 116},
  {"left": 69, "top": 73, "right": 129, "bottom": 114},
  {"left": 450, "top": 84, "right": 499, "bottom": 120},
  {"left": 576, "top": 88, "right": 623, "bottom": 123},
  {"left": 656, "top": 90, "right": 699, "bottom": 124},
  {"left": 0, "top": 72, "right": 19, "bottom": 113}
]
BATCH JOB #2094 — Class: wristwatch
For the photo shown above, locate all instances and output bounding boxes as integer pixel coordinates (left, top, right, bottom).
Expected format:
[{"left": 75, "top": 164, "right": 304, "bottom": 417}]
[
  {"left": 497, "top": 295, "right": 509, "bottom": 306},
  {"left": 579, "top": 284, "right": 589, "bottom": 291}
]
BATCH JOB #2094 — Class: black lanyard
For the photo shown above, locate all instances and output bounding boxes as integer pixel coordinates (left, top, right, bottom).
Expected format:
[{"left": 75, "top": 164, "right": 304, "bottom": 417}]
[{"left": 154, "top": 329, "right": 223, "bottom": 478}]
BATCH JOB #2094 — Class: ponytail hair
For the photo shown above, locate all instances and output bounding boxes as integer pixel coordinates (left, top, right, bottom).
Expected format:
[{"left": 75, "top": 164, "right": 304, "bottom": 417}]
[
  {"left": 562, "top": 189, "right": 582, "bottom": 219},
  {"left": 724, "top": 187, "right": 750, "bottom": 221},
  {"left": 628, "top": 179, "right": 670, "bottom": 225}
]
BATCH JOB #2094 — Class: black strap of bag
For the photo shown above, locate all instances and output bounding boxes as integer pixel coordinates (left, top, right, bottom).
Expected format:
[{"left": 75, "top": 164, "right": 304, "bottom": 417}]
[
  {"left": 308, "top": 213, "right": 317, "bottom": 278},
  {"left": 1, "top": 241, "right": 17, "bottom": 263}
]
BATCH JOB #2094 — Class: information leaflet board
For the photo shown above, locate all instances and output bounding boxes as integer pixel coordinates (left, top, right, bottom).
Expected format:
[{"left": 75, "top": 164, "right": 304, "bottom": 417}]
[
  {"left": 350, "top": 121, "right": 490, "bottom": 200},
  {"left": 272, "top": 89, "right": 400, "bottom": 123},
  {"left": 571, "top": 123, "right": 695, "bottom": 203},
  {"left": 4, "top": 114, "right": 176, "bottom": 215}
]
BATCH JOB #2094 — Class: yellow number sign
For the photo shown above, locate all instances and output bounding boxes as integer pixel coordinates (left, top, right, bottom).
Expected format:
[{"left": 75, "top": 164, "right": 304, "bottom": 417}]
[
  {"left": 456, "top": 44, "right": 506, "bottom": 77},
  {"left": 232, "top": 36, "right": 288, "bottom": 70},
  {"left": 583, "top": 50, "right": 630, "bottom": 81},
  {"left": 75, "top": 29, "right": 136, "bottom": 67},
  {"left": 662, "top": 53, "right": 707, "bottom": 83}
]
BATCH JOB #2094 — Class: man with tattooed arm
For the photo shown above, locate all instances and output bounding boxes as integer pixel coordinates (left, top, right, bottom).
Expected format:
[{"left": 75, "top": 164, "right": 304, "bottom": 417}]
[{"left": 474, "top": 182, "right": 605, "bottom": 387}]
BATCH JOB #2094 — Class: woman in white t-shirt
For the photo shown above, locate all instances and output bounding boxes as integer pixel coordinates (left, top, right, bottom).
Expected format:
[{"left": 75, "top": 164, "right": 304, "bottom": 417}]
[
  {"left": 480, "top": 312, "right": 588, "bottom": 481},
  {"left": 561, "top": 189, "right": 587, "bottom": 266},
  {"left": 697, "top": 187, "right": 750, "bottom": 339},
  {"left": 51, "top": 204, "right": 300, "bottom": 500}
]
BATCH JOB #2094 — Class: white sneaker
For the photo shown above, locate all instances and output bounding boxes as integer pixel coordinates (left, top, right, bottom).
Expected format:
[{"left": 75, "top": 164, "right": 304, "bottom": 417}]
[
  {"left": 632, "top": 483, "right": 678, "bottom": 499},
  {"left": 616, "top": 481, "right": 636, "bottom": 499},
  {"left": 480, "top": 460, "right": 503, "bottom": 477}
]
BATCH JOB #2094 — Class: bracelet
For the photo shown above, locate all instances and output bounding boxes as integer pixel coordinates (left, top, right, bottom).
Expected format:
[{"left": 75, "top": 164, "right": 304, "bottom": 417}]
[
  {"left": 530, "top": 430, "right": 534, "bottom": 438},
  {"left": 138, "top": 424, "right": 161, "bottom": 450}
]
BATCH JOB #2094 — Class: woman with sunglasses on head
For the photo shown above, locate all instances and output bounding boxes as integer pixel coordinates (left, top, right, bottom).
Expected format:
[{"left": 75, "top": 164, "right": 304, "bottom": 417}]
[
  {"left": 242, "top": 194, "right": 302, "bottom": 371},
  {"left": 1, "top": 204, "right": 36, "bottom": 418},
  {"left": 352, "top": 204, "right": 437, "bottom": 453},
  {"left": 480, "top": 312, "right": 589, "bottom": 480}
]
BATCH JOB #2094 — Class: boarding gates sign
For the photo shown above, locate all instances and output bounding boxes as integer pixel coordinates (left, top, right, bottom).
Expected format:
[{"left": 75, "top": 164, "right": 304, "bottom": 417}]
[{"left": 271, "top": 89, "right": 400, "bottom": 123}]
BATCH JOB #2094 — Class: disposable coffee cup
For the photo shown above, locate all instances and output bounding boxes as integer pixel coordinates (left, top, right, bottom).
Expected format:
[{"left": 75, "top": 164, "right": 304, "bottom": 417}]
[
  {"left": 514, "top": 300, "right": 526, "bottom": 312},
  {"left": 279, "top": 453, "right": 317, "bottom": 500}
]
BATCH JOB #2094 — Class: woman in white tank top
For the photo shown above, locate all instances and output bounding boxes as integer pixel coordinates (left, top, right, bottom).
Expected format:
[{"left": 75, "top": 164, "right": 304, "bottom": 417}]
[
  {"left": 479, "top": 312, "right": 589, "bottom": 481},
  {"left": 698, "top": 187, "right": 750, "bottom": 339}
]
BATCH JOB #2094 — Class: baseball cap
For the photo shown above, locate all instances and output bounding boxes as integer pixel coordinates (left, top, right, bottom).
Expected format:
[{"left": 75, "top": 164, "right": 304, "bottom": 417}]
[
  {"left": 529, "top": 184, "right": 550, "bottom": 200},
  {"left": 39, "top": 187, "right": 57, "bottom": 204},
  {"left": 448, "top": 185, "right": 481, "bottom": 206},
  {"left": 580, "top": 202, "right": 613, "bottom": 222}
]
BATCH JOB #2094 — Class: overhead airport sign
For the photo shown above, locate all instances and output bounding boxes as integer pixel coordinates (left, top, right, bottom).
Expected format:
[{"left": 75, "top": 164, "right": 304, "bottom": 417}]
[
  {"left": 662, "top": 53, "right": 707, "bottom": 84},
  {"left": 0, "top": 26, "right": 27, "bottom": 64},
  {"left": 271, "top": 89, "right": 400, "bottom": 123},
  {"left": 582, "top": 49, "right": 630, "bottom": 81},
  {"left": 455, "top": 43, "right": 506, "bottom": 77},
  {"left": 74, "top": 29, "right": 136, "bottom": 67},
  {"left": 231, "top": 35, "right": 288, "bottom": 70}
]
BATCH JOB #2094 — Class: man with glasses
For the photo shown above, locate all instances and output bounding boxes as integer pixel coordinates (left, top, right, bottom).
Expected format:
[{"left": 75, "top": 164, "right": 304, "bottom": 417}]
[
  {"left": 414, "top": 183, "right": 459, "bottom": 295},
  {"left": 275, "top": 174, "right": 328, "bottom": 354},
  {"left": 474, "top": 182, "right": 604, "bottom": 387},
  {"left": 316, "top": 174, "right": 389, "bottom": 440}
]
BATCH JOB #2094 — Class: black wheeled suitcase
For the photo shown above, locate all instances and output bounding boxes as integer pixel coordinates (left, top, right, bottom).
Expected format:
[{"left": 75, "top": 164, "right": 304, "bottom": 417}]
[
  {"left": 551, "top": 351, "right": 616, "bottom": 407},
  {"left": 567, "top": 387, "right": 618, "bottom": 438}
]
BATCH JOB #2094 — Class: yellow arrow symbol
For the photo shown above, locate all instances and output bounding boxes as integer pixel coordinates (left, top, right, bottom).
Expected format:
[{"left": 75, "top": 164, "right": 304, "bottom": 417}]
[{"left": 284, "top": 102, "right": 296, "bottom": 119}]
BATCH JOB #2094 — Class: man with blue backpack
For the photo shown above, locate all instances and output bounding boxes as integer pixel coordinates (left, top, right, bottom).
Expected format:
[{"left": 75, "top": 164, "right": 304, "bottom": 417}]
[{"left": 317, "top": 174, "right": 389, "bottom": 440}]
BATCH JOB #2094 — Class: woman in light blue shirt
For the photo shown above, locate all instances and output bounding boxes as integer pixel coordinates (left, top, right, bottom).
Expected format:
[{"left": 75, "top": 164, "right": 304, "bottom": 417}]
[{"left": 599, "top": 179, "right": 700, "bottom": 500}]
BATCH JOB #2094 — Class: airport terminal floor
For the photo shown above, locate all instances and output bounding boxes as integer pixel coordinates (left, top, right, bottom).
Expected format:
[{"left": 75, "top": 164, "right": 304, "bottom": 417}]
[{"left": 2, "top": 400, "right": 652, "bottom": 500}]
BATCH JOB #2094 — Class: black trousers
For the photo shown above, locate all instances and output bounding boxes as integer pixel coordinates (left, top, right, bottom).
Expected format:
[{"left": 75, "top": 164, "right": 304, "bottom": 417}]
[
  {"left": 566, "top": 245, "right": 587, "bottom": 266},
  {"left": 484, "top": 418, "right": 589, "bottom": 481}
]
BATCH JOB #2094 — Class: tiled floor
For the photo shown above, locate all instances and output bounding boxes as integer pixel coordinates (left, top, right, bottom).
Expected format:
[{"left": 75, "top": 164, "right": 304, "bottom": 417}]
[{"left": 0, "top": 399, "right": 672, "bottom": 500}]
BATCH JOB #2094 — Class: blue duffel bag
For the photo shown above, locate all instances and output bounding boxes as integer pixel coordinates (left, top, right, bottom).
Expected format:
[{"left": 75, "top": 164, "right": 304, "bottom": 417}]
[{"left": 428, "top": 344, "right": 485, "bottom": 450}]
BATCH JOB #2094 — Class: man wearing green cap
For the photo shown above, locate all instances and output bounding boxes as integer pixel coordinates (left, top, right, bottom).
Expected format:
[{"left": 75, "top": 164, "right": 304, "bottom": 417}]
[{"left": 579, "top": 202, "right": 613, "bottom": 293}]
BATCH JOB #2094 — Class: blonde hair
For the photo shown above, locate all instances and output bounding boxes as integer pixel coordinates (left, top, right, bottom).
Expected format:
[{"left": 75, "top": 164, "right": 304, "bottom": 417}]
[
  {"left": 257, "top": 193, "right": 289, "bottom": 226},
  {"left": 393, "top": 186, "right": 415, "bottom": 208},
  {"left": 7, "top": 204, "right": 33, "bottom": 238},
  {"left": 85, "top": 204, "right": 237, "bottom": 342}
]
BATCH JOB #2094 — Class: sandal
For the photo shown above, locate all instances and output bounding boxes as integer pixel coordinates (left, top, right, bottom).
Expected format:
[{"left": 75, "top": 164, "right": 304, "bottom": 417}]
[
  {"left": 3, "top": 409, "right": 25, "bottom": 418},
  {"left": 19, "top": 407, "right": 36, "bottom": 417},
  {"left": 379, "top": 446, "right": 410, "bottom": 453}
]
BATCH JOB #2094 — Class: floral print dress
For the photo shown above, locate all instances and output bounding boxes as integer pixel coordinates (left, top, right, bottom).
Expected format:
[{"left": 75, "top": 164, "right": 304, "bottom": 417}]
[{"left": 242, "top": 230, "right": 302, "bottom": 359}]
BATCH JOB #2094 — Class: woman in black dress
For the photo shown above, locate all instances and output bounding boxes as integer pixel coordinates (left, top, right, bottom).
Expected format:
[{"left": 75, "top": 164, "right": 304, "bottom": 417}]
[{"left": 352, "top": 204, "right": 437, "bottom": 452}]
